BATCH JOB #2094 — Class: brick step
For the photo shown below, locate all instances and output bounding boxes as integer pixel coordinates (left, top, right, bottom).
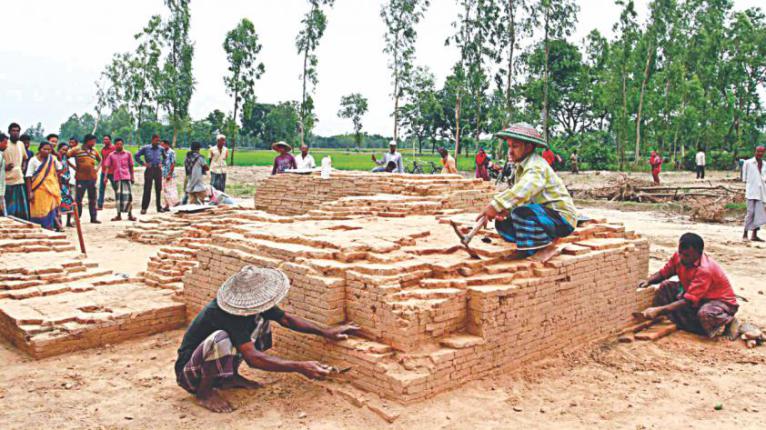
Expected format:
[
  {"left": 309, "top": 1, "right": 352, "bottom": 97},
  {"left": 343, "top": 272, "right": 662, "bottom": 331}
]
[
  {"left": 439, "top": 333, "right": 486, "bottom": 349},
  {"left": 393, "top": 288, "right": 464, "bottom": 301},
  {"left": 0, "top": 273, "right": 125, "bottom": 300}
]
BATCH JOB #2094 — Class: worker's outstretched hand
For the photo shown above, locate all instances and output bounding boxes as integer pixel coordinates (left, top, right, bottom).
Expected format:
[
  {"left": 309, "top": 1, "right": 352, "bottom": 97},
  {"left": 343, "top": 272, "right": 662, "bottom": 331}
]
[
  {"left": 637, "top": 280, "right": 650, "bottom": 289},
  {"left": 477, "top": 204, "right": 500, "bottom": 223},
  {"left": 641, "top": 307, "right": 661, "bottom": 320},
  {"left": 299, "top": 361, "right": 332, "bottom": 379},
  {"left": 322, "top": 323, "right": 360, "bottom": 341}
]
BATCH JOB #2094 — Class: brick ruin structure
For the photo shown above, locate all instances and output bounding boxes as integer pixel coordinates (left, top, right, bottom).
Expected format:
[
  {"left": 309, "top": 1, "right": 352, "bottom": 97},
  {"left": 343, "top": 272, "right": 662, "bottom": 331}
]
[
  {"left": 0, "top": 171, "right": 653, "bottom": 405},
  {"left": 0, "top": 218, "right": 184, "bottom": 358},
  {"left": 179, "top": 173, "right": 653, "bottom": 403}
]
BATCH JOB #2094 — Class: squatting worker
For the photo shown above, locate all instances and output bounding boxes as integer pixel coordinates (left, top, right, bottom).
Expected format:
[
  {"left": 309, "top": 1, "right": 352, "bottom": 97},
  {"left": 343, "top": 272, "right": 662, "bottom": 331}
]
[
  {"left": 741, "top": 145, "right": 766, "bottom": 242},
  {"left": 176, "top": 265, "right": 359, "bottom": 413},
  {"left": 638, "top": 233, "right": 738, "bottom": 338},
  {"left": 475, "top": 123, "right": 577, "bottom": 262},
  {"left": 438, "top": 147, "right": 458, "bottom": 174}
]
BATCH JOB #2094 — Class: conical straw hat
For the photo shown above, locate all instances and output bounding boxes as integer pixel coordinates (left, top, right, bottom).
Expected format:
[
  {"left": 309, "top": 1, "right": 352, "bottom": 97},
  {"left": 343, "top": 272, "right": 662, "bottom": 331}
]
[
  {"left": 217, "top": 266, "right": 291, "bottom": 316},
  {"left": 495, "top": 122, "right": 548, "bottom": 149}
]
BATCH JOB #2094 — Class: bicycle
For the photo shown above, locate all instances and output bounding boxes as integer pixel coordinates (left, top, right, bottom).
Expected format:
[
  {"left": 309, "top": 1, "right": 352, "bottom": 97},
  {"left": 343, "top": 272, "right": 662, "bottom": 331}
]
[
  {"left": 408, "top": 160, "right": 424, "bottom": 174},
  {"left": 427, "top": 161, "right": 441, "bottom": 174}
]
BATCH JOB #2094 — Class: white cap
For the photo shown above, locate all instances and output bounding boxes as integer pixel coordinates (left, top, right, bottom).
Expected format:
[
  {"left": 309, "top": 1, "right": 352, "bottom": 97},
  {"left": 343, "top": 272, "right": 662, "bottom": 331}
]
[
  {"left": 389, "top": 140, "right": 397, "bottom": 146},
  {"left": 216, "top": 134, "right": 226, "bottom": 140}
]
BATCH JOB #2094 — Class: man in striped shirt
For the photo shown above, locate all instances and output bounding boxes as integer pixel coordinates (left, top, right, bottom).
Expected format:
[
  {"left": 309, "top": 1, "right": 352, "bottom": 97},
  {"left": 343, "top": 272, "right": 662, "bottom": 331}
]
[{"left": 476, "top": 123, "right": 577, "bottom": 262}]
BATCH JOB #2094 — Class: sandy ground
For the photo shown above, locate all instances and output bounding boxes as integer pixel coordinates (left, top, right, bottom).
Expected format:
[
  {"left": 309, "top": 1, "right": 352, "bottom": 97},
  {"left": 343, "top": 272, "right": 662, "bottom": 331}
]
[{"left": 1, "top": 171, "right": 765, "bottom": 429}]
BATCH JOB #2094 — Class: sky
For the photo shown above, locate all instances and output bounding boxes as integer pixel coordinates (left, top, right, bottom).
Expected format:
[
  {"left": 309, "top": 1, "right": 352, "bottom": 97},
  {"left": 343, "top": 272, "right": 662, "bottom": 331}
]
[{"left": 0, "top": 0, "right": 761, "bottom": 138}]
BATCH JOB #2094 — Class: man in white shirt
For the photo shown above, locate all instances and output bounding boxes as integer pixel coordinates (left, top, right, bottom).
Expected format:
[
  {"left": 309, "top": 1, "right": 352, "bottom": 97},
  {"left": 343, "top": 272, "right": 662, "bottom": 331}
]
[
  {"left": 209, "top": 134, "right": 229, "bottom": 192},
  {"left": 295, "top": 144, "right": 316, "bottom": 170},
  {"left": 695, "top": 149, "right": 706, "bottom": 180},
  {"left": 742, "top": 146, "right": 766, "bottom": 241},
  {"left": 371, "top": 140, "right": 404, "bottom": 173}
]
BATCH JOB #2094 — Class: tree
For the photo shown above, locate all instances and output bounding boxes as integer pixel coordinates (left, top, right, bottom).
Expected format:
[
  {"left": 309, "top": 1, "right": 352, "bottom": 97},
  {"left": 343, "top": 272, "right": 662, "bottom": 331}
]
[
  {"left": 381, "top": 0, "right": 430, "bottom": 144},
  {"left": 24, "top": 122, "right": 45, "bottom": 141},
  {"left": 529, "top": 0, "right": 578, "bottom": 142},
  {"left": 223, "top": 18, "right": 265, "bottom": 165},
  {"left": 206, "top": 109, "right": 227, "bottom": 135},
  {"left": 401, "top": 67, "right": 442, "bottom": 153},
  {"left": 158, "top": 0, "right": 195, "bottom": 146},
  {"left": 493, "top": 0, "right": 531, "bottom": 124},
  {"left": 296, "top": 0, "right": 335, "bottom": 146},
  {"left": 337, "top": 93, "right": 369, "bottom": 147}
]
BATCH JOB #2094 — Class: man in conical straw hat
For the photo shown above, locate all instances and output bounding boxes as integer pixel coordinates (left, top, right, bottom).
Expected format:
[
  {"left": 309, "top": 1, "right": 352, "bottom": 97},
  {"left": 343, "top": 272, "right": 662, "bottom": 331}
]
[
  {"left": 175, "top": 265, "right": 359, "bottom": 413},
  {"left": 475, "top": 122, "right": 577, "bottom": 262}
]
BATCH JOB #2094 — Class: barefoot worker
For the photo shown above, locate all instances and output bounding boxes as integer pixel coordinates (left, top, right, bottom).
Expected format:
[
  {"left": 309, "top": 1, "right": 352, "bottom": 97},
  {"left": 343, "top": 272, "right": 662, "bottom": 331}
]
[
  {"left": 741, "top": 145, "right": 766, "bottom": 242},
  {"left": 638, "top": 233, "right": 738, "bottom": 338},
  {"left": 175, "top": 265, "right": 358, "bottom": 413},
  {"left": 475, "top": 123, "right": 577, "bottom": 262}
]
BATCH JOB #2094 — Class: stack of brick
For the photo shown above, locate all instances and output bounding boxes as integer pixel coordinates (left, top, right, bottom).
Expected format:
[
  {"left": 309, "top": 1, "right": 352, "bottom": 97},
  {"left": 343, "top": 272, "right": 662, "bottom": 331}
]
[
  {"left": 254, "top": 172, "right": 494, "bottom": 216},
  {"left": 0, "top": 217, "right": 185, "bottom": 359},
  {"left": 181, "top": 213, "right": 653, "bottom": 403}
]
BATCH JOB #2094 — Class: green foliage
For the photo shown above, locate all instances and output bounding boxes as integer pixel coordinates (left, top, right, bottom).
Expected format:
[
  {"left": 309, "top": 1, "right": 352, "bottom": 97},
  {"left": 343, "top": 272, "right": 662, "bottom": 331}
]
[
  {"left": 158, "top": 0, "right": 195, "bottom": 144},
  {"left": 296, "top": 0, "right": 335, "bottom": 141},
  {"left": 381, "top": 0, "right": 431, "bottom": 142},
  {"left": 337, "top": 93, "right": 369, "bottom": 147}
]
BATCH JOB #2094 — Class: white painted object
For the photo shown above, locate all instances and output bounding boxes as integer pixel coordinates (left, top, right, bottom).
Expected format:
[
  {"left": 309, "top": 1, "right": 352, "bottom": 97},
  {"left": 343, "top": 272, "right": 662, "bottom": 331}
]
[{"left": 321, "top": 156, "right": 332, "bottom": 179}]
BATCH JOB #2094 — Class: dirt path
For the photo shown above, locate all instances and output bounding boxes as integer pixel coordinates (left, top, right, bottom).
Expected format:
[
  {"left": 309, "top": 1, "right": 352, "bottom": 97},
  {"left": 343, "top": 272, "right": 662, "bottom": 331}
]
[{"left": 1, "top": 175, "right": 765, "bottom": 429}]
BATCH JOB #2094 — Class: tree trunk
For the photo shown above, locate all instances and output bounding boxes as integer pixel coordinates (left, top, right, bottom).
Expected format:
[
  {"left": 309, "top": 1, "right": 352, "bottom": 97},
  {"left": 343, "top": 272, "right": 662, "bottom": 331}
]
[
  {"left": 542, "top": 16, "right": 550, "bottom": 143},
  {"left": 300, "top": 46, "right": 309, "bottom": 147},
  {"left": 620, "top": 71, "right": 628, "bottom": 169},
  {"left": 635, "top": 43, "right": 653, "bottom": 163},
  {"left": 505, "top": 0, "right": 516, "bottom": 124},
  {"left": 453, "top": 92, "right": 461, "bottom": 161},
  {"left": 230, "top": 97, "right": 238, "bottom": 166},
  {"left": 172, "top": 126, "right": 178, "bottom": 148}
]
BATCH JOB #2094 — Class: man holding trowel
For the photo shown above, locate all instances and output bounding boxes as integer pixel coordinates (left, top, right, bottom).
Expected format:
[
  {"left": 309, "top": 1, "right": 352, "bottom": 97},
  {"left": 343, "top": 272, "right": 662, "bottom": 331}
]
[{"left": 473, "top": 123, "right": 577, "bottom": 262}]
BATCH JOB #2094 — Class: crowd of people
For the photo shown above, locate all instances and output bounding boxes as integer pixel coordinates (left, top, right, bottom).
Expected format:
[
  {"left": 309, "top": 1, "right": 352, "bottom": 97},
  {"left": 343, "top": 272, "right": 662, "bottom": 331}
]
[{"left": 0, "top": 122, "right": 236, "bottom": 231}]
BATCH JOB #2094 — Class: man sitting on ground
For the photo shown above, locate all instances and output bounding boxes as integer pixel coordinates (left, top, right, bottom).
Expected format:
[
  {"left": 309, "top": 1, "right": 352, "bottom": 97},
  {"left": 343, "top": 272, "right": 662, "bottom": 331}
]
[
  {"left": 176, "top": 265, "right": 358, "bottom": 413},
  {"left": 638, "top": 233, "right": 738, "bottom": 338},
  {"left": 475, "top": 123, "right": 577, "bottom": 262}
]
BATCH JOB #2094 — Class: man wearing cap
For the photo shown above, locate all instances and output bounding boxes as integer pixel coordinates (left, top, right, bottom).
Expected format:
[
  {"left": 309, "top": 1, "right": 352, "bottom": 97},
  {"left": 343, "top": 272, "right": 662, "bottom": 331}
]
[
  {"left": 271, "top": 141, "right": 297, "bottom": 175},
  {"left": 475, "top": 123, "right": 577, "bottom": 262},
  {"left": 210, "top": 134, "right": 228, "bottom": 192},
  {"left": 438, "top": 147, "right": 458, "bottom": 174},
  {"left": 176, "top": 265, "right": 359, "bottom": 413},
  {"left": 371, "top": 140, "right": 404, "bottom": 173}
]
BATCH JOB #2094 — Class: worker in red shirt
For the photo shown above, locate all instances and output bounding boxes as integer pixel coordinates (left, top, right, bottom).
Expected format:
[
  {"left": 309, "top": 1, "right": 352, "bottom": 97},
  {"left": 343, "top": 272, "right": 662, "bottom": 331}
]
[
  {"left": 542, "top": 148, "right": 555, "bottom": 168},
  {"left": 638, "top": 233, "right": 738, "bottom": 338}
]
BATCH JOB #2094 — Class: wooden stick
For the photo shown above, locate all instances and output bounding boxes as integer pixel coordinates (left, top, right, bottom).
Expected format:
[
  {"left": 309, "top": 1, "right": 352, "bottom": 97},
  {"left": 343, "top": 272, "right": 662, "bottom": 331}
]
[{"left": 72, "top": 205, "right": 86, "bottom": 256}]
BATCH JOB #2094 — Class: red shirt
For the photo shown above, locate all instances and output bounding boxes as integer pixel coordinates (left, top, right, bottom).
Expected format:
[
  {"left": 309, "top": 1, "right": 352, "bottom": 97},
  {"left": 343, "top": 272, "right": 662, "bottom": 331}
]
[
  {"left": 659, "top": 252, "right": 737, "bottom": 307},
  {"left": 542, "top": 149, "right": 555, "bottom": 166},
  {"left": 101, "top": 145, "right": 116, "bottom": 174}
]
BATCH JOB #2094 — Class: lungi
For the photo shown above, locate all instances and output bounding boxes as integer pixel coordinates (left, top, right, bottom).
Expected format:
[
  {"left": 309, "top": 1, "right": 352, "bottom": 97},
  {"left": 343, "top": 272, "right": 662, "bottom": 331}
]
[
  {"left": 210, "top": 173, "right": 227, "bottom": 193},
  {"left": 177, "top": 330, "right": 239, "bottom": 394},
  {"left": 4, "top": 184, "right": 30, "bottom": 220},
  {"left": 162, "top": 176, "right": 180, "bottom": 208},
  {"left": 744, "top": 199, "right": 766, "bottom": 232},
  {"left": 495, "top": 203, "right": 574, "bottom": 254},
  {"left": 653, "top": 280, "right": 738, "bottom": 338},
  {"left": 115, "top": 180, "right": 133, "bottom": 214}
]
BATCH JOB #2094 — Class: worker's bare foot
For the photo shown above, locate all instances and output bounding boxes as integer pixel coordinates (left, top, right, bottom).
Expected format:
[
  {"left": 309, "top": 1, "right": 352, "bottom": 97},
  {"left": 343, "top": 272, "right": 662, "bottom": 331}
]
[
  {"left": 751, "top": 236, "right": 764, "bottom": 242},
  {"left": 196, "top": 389, "right": 233, "bottom": 413},
  {"left": 530, "top": 242, "right": 561, "bottom": 263},
  {"left": 111, "top": 216, "right": 121, "bottom": 222},
  {"left": 128, "top": 215, "right": 137, "bottom": 221},
  {"left": 219, "top": 374, "right": 262, "bottom": 390}
]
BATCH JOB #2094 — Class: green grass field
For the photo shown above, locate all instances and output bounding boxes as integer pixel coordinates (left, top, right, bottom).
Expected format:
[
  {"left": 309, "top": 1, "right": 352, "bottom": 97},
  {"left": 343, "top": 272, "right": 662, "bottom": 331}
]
[{"left": 133, "top": 147, "right": 479, "bottom": 172}]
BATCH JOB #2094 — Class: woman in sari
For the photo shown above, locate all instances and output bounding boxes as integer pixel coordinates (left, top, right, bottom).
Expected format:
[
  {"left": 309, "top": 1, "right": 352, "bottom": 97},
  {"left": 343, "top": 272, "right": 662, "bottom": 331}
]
[
  {"left": 25, "top": 141, "right": 63, "bottom": 231},
  {"left": 56, "top": 142, "right": 75, "bottom": 227}
]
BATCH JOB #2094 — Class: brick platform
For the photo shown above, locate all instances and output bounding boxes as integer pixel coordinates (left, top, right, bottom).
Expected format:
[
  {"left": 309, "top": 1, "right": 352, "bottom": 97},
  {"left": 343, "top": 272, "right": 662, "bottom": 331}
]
[
  {"left": 0, "top": 218, "right": 186, "bottom": 358},
  {"left": 182, "top": 214, "right": 653, "bottom": 402},
  {"left": 254, "top": 172, "right": 494, "bottom": 216}
]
